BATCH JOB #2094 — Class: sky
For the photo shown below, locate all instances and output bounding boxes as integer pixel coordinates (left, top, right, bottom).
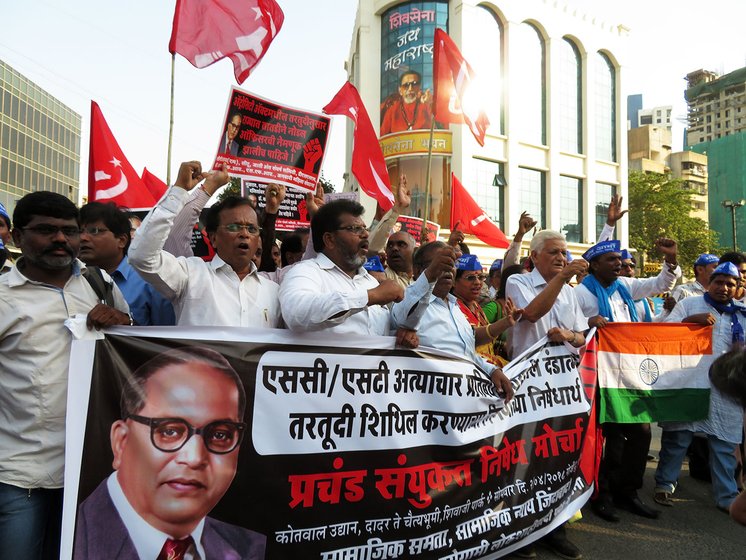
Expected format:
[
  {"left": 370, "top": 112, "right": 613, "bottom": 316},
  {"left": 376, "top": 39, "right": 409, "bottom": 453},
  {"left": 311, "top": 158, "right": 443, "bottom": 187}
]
[{"left": 0, "top": 0, "right": 744, "bottom": 199}]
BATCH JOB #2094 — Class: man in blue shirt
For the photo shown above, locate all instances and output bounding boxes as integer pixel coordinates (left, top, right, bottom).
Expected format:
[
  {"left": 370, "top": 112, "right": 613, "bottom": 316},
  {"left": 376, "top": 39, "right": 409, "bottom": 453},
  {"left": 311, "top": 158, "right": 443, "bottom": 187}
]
[{"left": 79, "top": 202, "right": 175, "bottom": 326}]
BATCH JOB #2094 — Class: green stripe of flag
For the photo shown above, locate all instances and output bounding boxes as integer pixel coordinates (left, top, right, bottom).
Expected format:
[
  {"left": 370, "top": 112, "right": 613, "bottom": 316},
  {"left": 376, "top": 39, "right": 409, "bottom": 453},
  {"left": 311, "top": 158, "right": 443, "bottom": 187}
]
[{"left": 600, "top": 388, "right": 710, "bottom": 423}]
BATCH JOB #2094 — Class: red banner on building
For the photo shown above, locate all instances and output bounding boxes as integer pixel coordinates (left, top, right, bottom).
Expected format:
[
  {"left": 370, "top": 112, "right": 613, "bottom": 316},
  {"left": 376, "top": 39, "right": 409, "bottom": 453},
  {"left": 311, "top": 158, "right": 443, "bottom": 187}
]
[{"left": 214, "top": 88, "right": 331, "bottom": 192}]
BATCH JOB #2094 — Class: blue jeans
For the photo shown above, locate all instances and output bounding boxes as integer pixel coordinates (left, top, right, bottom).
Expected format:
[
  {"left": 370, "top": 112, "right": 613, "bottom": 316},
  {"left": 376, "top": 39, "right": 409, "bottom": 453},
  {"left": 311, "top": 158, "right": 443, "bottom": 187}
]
[
  {"left": 0, "top": 482, "right": 63, "bottom": 560},
  {"left": 654, "top": 429, "right": 739, "bottom": 510}
]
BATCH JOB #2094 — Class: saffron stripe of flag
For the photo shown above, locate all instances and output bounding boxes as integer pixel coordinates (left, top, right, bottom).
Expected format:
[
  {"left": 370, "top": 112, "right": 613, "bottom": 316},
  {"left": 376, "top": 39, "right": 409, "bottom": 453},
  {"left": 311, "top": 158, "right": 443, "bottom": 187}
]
[{"left": 596, "top": 323, "right": 713, "bottom": 423}]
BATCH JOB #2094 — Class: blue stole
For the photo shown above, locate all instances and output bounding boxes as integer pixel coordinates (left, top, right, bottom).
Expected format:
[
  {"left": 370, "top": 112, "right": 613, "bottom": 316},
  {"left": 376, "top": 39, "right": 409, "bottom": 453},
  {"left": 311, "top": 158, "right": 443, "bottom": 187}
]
[
  {"left": 704, "top": 293, "right": 746, "bottom": 344},
  {"left": 581, "top": 274, "right": 639, "bottom": 322}
]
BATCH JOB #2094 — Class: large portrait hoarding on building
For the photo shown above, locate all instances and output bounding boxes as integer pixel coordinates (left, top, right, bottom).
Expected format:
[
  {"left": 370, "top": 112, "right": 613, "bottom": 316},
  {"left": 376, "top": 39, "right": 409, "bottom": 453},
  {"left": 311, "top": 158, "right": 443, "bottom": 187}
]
[
  {"left": 62, "top": 328, "right": 597, "bottom": 559},
  {"left": 379, "top": 1, "right": 452, "bottom": 225}
]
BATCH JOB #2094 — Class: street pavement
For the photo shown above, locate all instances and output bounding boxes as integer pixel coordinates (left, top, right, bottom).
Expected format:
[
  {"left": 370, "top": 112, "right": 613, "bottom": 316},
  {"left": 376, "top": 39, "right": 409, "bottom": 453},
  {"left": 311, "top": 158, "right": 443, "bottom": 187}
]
[{"left": 523, "top": 426, "right": 746, "bottom": 559}]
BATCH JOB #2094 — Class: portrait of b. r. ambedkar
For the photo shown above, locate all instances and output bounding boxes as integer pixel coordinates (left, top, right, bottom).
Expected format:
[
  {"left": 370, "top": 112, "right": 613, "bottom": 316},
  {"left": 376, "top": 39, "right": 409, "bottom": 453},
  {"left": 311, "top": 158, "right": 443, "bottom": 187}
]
[{"left": 73, "top": 347, "right": 265, "bottom": 560}]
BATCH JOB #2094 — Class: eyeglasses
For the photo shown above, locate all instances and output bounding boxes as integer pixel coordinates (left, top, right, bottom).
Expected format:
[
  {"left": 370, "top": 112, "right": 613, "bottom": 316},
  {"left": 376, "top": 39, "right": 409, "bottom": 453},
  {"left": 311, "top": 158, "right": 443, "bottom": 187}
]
[
  {"left": 620, "top": 263, "right": 636, "bottom": 269},
  {"left": 80, "top": 226, "right": 111, "bottom": 236},
  {"left": 127, "top": 414, "right": 246, "bottom": 454},
  {"left": 221, "top": 223, "right": 261, "bottom": 236},
  {"left": 227, "top": 122, "right": 240, "bottom": 130},
  {"left": 336, "top": 225, "right": 367, "bottom": 236},
  {"left": 462, "top": 274, "right": 486, "bottom": 282},
  {"left": 401, "top": 80, "right": 420, "bottom": 89},
  {"left": 23, "top": 224, "right": 80, "bottom": 237}
]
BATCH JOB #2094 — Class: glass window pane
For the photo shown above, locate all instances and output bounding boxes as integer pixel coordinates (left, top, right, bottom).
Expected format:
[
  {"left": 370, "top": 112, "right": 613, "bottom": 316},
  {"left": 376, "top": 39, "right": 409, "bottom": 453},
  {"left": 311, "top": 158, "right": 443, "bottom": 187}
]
[
  {"left": 465, "top": 6, "right": 503, "bottom": 135},
  {"left": 514, "top": 24, "right": 546, "bottom": 145},
  {"left": 595, "top": 52, "right": 616, "bottom": 161},
  {"left": 471, "top": 158, "right": 504, "bottom": 230},
  {"left": 560, "top": 176, "right": 583, "bottom": 242},
  {"left": 595, "top": 182, "right": 616, "bottom": 239},
  {"left": 559, "top": 39, "right": 582, "bottom": 153},
  {"left": 515, "top": 168, "right": 546, "bottom": 234}
]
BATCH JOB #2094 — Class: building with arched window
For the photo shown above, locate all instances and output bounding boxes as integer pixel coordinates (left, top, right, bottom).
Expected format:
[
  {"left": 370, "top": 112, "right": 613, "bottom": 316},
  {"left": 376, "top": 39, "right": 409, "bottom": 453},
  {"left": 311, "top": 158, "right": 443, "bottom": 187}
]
[{"left": 344, "top": 0, "right": 629, "bottom": 259}]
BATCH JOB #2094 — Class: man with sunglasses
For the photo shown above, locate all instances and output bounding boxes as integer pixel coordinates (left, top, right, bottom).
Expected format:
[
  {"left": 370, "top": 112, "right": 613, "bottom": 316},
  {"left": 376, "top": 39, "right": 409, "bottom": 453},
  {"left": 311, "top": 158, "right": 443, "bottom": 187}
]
[
  {"left": 380, "top": 70, "right": 434, "bottom": 135},
  {"left": 130, "top": 161, "right": 281, "bottom": 327},
  {"left": 74, "top": 347, "right": 265, "bottom": 560},
  {"left": 0, "top": 191, "right": 130, "bottom": 560}
]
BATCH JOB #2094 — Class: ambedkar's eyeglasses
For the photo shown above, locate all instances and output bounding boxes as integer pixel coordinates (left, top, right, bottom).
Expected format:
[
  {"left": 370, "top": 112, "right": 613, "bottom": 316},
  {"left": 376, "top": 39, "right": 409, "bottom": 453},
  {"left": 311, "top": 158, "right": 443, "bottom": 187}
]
[{"left": 127, "top": 414, "right": 246, "bottom": 454}]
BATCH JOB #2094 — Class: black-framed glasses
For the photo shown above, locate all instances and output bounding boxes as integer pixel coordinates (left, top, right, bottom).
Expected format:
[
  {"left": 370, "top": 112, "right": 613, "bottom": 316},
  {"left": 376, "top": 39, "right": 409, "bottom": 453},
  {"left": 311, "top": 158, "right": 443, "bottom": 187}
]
[
  {"left": 221, "top": 223, "right": 261, "bottom": 236},
  {"left": 620, "top": 262, "right": 636, "bottom": 269},
  {"left": 127, "top": 414, "right": 246, "bottom": 454},
  {"left": 336, "top": 225, "right": 367, "bottom": 236},
  {"left": 401, "top": 80, "right": 420, "bottom": 89},
  {"left": 80, "top": 226, "right": 111, "bottom": 236},
  {"left": 23, "top": 224, "right": 80, "bottom": 237}
]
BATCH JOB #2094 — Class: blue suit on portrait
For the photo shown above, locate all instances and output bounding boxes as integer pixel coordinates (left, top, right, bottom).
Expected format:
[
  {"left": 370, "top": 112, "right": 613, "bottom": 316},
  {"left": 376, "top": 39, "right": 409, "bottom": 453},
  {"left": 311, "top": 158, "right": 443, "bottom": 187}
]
[
  {"left": 73, "top": 480, "right": 266, "bottom": 560},
  {"left": 219, "top": 136, "right": 240, "bottom": 156}
]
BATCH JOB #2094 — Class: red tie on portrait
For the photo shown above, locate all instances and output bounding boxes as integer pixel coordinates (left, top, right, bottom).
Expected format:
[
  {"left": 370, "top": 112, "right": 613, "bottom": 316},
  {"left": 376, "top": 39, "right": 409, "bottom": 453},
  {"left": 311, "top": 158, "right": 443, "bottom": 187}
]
[{"left": 157, "top": 536, "right": 194, "bottom": 560}]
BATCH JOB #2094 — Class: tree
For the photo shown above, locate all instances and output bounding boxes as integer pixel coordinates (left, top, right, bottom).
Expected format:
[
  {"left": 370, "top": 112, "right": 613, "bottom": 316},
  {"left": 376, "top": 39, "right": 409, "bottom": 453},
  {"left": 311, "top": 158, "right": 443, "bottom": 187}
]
[
  {"left": 216, "top": 176, "right": 242, "bottom": 202},
  {"left": 627, "top": 170, "right": 718, "bottom": 273}
]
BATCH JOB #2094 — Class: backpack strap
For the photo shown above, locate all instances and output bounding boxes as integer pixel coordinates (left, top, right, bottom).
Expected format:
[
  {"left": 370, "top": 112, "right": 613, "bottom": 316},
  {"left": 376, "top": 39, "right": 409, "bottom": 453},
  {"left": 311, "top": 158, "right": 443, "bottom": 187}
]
[{"left": 82, "top": 265, "right": 115, "bottom": 307}]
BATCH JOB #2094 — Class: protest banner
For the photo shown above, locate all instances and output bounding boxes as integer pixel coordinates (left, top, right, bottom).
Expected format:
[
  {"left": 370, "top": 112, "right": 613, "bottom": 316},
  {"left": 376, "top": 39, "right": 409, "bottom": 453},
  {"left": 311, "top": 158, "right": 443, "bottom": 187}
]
[
  {"left": 214, "top": 87, "right": 331, "bottom": 192},
  {"left": 243, "top": 179, "right": 311, "bottom": 231},
  {"left": 395, "top": 214, "right": 440, "bottom": 243},
  {"left": 62, "top": 329, "right": 595, "bottom": 559}
]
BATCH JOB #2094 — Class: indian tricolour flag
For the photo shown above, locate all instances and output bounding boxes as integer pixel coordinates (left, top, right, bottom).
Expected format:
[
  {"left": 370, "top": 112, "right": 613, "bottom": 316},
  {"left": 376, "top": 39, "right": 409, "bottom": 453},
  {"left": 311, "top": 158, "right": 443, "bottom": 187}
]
[{"left": 597, "top": 323, "right": 713, "bottom": 423}]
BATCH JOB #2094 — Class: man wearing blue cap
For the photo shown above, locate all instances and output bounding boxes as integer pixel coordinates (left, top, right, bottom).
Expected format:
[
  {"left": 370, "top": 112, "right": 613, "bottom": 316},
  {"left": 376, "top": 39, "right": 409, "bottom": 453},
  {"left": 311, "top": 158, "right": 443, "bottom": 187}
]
[
  {"left": 655, "top": 262, "right": 746, "bottom": 512},
  {"left": 487, "top": 258, "right": 503, "bottom": 299},
  {"left": 576, "top": 237, "right": 680, "bottom": 522}
]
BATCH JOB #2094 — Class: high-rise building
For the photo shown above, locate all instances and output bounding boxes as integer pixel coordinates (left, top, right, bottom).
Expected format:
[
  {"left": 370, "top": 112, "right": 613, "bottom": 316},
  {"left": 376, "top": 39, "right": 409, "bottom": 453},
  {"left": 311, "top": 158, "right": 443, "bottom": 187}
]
[
  {"left": 637, "top": 105, "right": 672, "bottom": 132},
  {"left": 345, "top": 0, "right": 630, "bottom": 260},
  {"left": 0, "top": 60, "right": 81, "bottom": 218},
  {"left": 628, "top": 125, "right": 671, "bottom": 174},
  {"left": 685, "top": 67, "right": 746, "bottom": 146},
  {"left": 668, "top": 151, "right": 708, "bottom": 223},
  {"left": 627, "top": 94, "right": 642, "bottom": 130}
]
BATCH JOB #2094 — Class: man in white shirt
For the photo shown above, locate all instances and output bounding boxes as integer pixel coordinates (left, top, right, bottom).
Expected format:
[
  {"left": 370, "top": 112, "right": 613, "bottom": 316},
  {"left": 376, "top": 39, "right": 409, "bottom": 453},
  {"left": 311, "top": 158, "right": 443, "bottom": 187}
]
[
  {"left": 280, "top": 199, "right": 409, "bottom": 336},
  {"left": 576, "top": 238, "right": 680, "bottom": 523},
  {"left": 504, "top": 230, "right": 588, "bottom": 560},
  {"left": 0, "top": 191, "right": 130, "bottom": 560},
  {"left": 129, "top": 161, "right": 281, "bottom": 328},
  {"left": 74, "top": 347, "right": 265, "bottom": 560}
]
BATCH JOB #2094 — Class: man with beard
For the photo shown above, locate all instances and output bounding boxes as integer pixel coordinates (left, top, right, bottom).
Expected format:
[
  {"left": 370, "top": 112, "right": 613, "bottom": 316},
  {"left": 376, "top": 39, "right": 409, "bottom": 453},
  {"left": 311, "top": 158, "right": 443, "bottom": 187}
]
[
  {"left": 129, "top": 161, "right": 281, "bottom": 328},
  {"left": 0, "top": 191, "right": 130, "bottom": 559},
  {"left": 654, "top": 262, "right": 746, "bottom": 513},
  {"left": 575, "top": 238, "right": 680, "bottom": 523},
  {"left": 280, "top": 199, "right": 421, "bottom": 339},
  {"left": 380, "top": 70, "right": 434, "bottom": 135}
]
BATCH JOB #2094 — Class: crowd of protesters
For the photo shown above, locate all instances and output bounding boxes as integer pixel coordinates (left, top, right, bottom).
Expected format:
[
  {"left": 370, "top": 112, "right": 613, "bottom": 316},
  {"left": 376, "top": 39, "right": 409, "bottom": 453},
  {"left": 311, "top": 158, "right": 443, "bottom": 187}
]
[{"left": 1, "top": 160, "right": 745, "bottom": 559}]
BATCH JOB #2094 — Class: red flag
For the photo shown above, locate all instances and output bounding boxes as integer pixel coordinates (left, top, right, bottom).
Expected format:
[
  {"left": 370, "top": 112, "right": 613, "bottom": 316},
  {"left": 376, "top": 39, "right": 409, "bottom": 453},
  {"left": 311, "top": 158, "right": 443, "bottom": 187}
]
[
  {"left": 141, "top": 168, "right": 169, "bottom": 202},
  {"left": 449, "top": 173, "right": 508, "bottom": 248},
  {"left": 323, "top": 82, "right": 395, "bottom": 211},
  {"left": 433, "top": 28, "right": 490, "bottom": 146},
  {"left": 578, "top": 336, "right": 604, "bottom": 491},
  {"left": 169, "top": 0, "right": 284, "bottom": 84},
  {"left": 88, "top": 102, "right": 156, "bottom": 209}
]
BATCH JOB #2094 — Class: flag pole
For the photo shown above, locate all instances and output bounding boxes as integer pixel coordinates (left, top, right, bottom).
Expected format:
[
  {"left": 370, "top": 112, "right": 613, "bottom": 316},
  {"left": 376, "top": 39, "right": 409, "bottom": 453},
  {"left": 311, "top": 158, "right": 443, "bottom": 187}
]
[
  {"left": 166, "top": 53, "right": 176, "bottom": 186},
  {"left": 421, "top": 114, "right": 436, "bottom": 240}
]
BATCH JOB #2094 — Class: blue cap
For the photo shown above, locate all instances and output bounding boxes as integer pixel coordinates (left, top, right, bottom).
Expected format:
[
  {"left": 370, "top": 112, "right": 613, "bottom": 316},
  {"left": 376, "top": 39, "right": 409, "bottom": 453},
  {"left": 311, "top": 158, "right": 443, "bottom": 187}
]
[
  {"left": 711, "top": 262, "right": 740, "bottom": 279},
  {"left": 489, "top": 258, "right": 503, "bottom": 271},
  {"left": 695, "top": 253, "right": 719, "bottom": 267},
  {"left": 0, "top": 202, "right": 9, "bottom": 224},
  {"left": 582, "top": 240, "right": 621, "bottom": 262},
  {"left": 363, "top": 255, "right": 385, "bottom": 272},
  {"left": 456, "top": 254, "right": 482, "bottom": 271},
  {"left": 620, "top": 249, "right": 634, "bottom": 261}
]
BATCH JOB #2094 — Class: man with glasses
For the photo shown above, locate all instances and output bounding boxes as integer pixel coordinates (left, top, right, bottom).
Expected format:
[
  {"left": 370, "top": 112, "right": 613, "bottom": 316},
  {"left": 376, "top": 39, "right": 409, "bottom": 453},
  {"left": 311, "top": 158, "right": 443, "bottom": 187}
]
[
  {"left": 130, "top": 161, "right": 281, "bottom": 327},
  {"left": 380, "top": 70, "right": 434, "bottom": 135},
  {"left": 0, "top": 191, "right": 131, "bottom": 560},
  {"left": 280, "top": 199, "right": 422, "bottom": 341},
  {"left": 79, "top": 201, "right": 175, "bottom": 326},
  {"left": 219, "top": 112, "right": 242, "bottom": 156},
  {"left": 74, "top": 347, "right": 265, "bottom": 560}
]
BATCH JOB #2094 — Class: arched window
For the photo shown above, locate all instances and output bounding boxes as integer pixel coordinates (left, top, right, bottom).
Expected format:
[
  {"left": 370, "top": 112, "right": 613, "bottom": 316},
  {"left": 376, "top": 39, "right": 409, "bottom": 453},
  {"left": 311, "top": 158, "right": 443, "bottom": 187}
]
[
  {"left": 595, "top": 52, "right": 616, "bottom": 161},
  {"left": 559, "top": 38, "right": 582, "bottom": 153},
  {"left": 464, "top": 5, "right": 504, "bottom": 135},
  {"left": 514, "top": 23, "right": 546, "bottom": 145}
]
